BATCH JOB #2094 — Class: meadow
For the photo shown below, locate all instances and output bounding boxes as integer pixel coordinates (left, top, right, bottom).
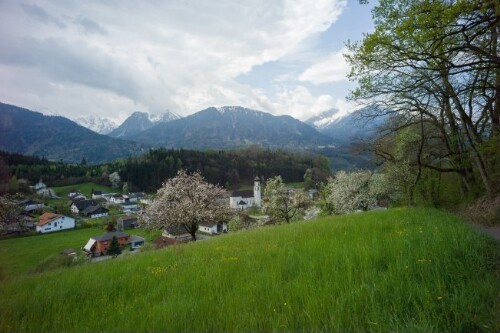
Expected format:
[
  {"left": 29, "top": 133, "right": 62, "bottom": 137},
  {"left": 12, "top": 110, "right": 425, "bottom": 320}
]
[
  {"left": 0, "top": 227, "right": 160, "bottom": 280},
  {"left": 0, "top": 208, "right": 499, "bottom": 332}
]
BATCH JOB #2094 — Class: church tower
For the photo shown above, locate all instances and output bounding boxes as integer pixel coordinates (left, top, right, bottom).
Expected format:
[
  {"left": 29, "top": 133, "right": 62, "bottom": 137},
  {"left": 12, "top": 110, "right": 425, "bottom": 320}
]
[{"left": 253, "top": 176, "right": 261, "bottom": 207}]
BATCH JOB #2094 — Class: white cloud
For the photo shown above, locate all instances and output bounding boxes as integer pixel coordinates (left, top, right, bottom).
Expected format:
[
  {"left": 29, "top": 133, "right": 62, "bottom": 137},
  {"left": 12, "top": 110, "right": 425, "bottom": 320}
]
[
  {"left": 270, "top": 85, "right": 336, "bottom": 120},
  {"left": 298, "top": 48, "right": 350, "bottom": 84},
  {"left": 0, "top": 0, "right": 348, "bottom": 121}
]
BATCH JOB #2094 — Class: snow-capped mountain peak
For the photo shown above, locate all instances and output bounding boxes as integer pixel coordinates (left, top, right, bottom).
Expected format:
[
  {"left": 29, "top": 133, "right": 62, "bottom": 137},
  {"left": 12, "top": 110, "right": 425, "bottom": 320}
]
[
  {"left": 149, "top": 110, "right": 181, "bottom": 123},
  {"left": 74, "top": 116, "right": 117, "bottom": 135}
]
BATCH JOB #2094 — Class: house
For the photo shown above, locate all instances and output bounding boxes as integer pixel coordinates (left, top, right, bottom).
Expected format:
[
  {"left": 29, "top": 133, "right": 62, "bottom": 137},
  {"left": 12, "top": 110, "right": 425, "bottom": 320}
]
[
  {"left": 198, "top": 222, "right": 228, "bottom": 235},
  {"left": 229, "top": 177, "right": 262, "bottom": 209},
  {"left": 110, "top": 195, "right": 126, "bottom": 204},
  {"left": 81, "top": 205, "right": 109, "bottom": 219},
  {"left": 83, "top": 231, "right": 131, "bottom": 256},
  {"left": 68, "top": 191, "right": 86, "bottom": 200},
  {"left": 130, "top": 235, "right": 145, "bottom": 249},
  {"left": 117, "top": 216, "right": 138, "bottom": 231},
  {"left": 162, "top": 225, "right": 192, "bottom": 241},
  {"left": 153, "top": 236, "right": 179, "bottom": 249},
  {"left": 139, "top": 196, "right": 152, "bottom": 205},
  {"left": 36, "top": 213, "right": 75, "bottom": 233},
  {"left": 91, "top": 191, "right": 103, "bottom": 199},
  {"left": 121, "top": 202, "right": 138, "bottom": 213},
  {"left": 308, "top": 189, "right": 319, "bottom": 200},
  {"left": 19, "top": 199, "right": 44, "bottom": 212},
  {"left": 70, "top": 199, "right": 99, "bottom": 214},
  {"left": 33, "top": 179, "right": 47, "bottom": 194}
]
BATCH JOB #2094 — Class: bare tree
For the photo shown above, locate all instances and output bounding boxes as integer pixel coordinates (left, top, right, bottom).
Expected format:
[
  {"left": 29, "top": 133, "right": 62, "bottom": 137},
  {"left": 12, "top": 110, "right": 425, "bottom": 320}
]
[
  {"left": 0, "top": 195, "right": 22, "bottom": 234},
  {"left": 141, "top": 170, "right": 232, "bottom": 241}
]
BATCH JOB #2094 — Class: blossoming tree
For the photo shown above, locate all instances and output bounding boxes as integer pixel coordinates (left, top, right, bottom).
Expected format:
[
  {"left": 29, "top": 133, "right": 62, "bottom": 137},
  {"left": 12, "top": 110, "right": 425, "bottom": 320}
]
[{"left": 142, "top": 170, "right": 232, "bottom": 240}]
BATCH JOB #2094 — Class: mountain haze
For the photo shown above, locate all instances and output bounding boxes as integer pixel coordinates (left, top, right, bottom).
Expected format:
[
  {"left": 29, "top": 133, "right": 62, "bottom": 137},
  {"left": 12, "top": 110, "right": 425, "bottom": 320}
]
[
  {"left": 132, "top": 106, "right": 333, "bottom": 149},
  {"left": 306, "top": 106, "right": 385, "bottom": 144}
]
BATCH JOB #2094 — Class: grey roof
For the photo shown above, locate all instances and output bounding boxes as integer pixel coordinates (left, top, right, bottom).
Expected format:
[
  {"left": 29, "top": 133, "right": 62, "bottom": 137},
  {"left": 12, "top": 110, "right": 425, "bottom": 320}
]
[
  {"left": 130, "top": 235, "right": 145, "bottom": 243},
  {"left": 82, "top": 205, "right": 109, "bottom": 215},
  {"left": 72, "top": 200, "right": 98, "bottom": 210},
  {"left": 119, "top": 215, "right": 138, "bottom": 222},
  {"left": 231, "top": 190, "right": 253, "bottom": 198},
  {"left": 92, "top": 231, "right": 130, "bottom": 242},
  {"left": 164, "top": 224, "right": 189, "bottom": 236},
  {"left": 19, "top": 199, "right": 42, "bottom": 206}
]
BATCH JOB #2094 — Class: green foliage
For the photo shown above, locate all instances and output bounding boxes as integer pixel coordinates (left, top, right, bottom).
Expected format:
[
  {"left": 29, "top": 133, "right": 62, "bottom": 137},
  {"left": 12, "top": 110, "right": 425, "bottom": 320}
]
[
  {"left": 0, "top": 209, "right": 498, "bottom": 332},
  {"left": 106, "top": 236, "right": 122, "bottom": 256},
  {"left": 348, "top": 0, "right": 500, "bottom": 197},
  {"left": 263, "top": 176, "right": 312, "bottom": 223},
  {"left": 122, "top": 147, "right": 330, "bottom": 192}
]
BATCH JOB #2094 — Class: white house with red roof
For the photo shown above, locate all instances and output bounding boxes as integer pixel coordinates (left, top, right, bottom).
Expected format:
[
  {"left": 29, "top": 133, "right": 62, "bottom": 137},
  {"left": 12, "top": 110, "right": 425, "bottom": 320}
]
[{"left": 36, "top": 213, "right": 75, "bottom": 233}]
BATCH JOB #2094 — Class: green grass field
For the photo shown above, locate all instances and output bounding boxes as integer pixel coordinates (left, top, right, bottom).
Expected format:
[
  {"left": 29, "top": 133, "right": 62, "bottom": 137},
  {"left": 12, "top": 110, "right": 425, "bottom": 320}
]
[
  {"left": 0, "top": 227, "right": 160, "bottom": 280},
  {"left": 52, "top": 182, "right": 119, "bottom": 198},
  {"left": 0, "top": 208, "right": 499, "bottom": 332}
]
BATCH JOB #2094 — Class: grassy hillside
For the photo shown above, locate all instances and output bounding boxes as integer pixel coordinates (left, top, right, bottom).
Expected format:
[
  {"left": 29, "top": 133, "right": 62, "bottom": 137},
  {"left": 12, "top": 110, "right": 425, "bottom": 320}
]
[
  {"left": 0, "top": 227, "right": 160, "bottom": 280},
  {"left": 52, "top": 182, "right": 119, "bottom": 198},
  {"left": 0, "top": 208, "right": 499, "bottom": 332}
]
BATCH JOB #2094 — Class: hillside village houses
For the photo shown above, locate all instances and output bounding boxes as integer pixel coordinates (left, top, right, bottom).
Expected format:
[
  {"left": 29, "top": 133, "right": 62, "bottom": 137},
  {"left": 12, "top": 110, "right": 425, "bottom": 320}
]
[
  {"left": 229, "top": 177, "right": 262, "bottom": 210},
  {"left": 36, "top": 213, "right": 75, "bottom": 233},
  {"left": 83, "top": 231, "right": 145, "bottom": 256},
  {"left": 19, "top": 199, "right": 44, "bottom": 212}
]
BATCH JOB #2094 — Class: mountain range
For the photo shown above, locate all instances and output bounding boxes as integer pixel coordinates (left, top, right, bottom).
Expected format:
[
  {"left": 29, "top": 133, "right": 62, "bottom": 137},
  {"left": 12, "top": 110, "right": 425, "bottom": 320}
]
[
  {"left": 0, "top": 103, "right": 146, "bottom": 164},
  {"left": 305, "top": 106, "right": 384, "bottom": 144},
  {"left": 109, "top": 110, "right": 180, "bottom": 139},
  {"left": 130, "top": 106, "right": 333, "bottom": 149},
  {"left": 0, "top": 102, "right": 385, "bottom": 165},
  {"left": 74, "top": 116, "right": 117, "bottom": 135}
]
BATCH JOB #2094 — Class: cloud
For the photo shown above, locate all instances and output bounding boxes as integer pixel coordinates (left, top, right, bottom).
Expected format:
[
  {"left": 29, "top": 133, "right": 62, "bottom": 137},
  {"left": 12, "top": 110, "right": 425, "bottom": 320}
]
[
  {"left": 298, "top": 48, "right": 350, "bottom": 84},
  {"left": 271, "top": 85, "right": 336, "bottom": 120},
  {"left": 0, "top": 0, "right": 348, "bottom": 121},
  {"left": 75, "top": 17, "right": 107, "bottom": 35},
  {"left": 20, "top": 3, "right": 65, "bottom": 29}
]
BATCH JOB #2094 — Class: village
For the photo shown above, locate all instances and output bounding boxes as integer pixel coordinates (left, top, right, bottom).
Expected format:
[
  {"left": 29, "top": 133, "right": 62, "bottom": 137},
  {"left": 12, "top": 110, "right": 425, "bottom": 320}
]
[{"left": 4, "top": 176, "right": 320, "bottom": 262}]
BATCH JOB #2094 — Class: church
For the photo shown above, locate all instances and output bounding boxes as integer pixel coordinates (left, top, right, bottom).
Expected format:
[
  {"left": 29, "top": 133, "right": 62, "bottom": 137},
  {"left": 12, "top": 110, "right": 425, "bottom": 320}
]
[{"left": 229, "top": 177, "right": 261, "bottom": 210}]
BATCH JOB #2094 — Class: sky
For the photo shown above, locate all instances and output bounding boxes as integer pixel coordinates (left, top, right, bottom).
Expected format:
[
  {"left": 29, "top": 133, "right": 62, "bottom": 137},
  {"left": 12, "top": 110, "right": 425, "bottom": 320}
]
[{"left": 0, "top": 0, "right": 375, "bottom": 124}]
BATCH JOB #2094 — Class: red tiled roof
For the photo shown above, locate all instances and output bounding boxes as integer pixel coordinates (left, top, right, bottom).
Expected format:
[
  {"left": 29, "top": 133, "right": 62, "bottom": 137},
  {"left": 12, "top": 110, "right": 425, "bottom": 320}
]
[{"left": 37, "top": 212, "right": 64, "bottom": 226}]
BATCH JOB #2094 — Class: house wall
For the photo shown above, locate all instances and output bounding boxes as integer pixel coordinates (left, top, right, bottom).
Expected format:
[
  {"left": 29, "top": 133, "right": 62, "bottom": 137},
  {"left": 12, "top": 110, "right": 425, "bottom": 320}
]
[
  {"left": 70, "top": 204, "right": 79, "bottom": 214},
  {"left": 95, "top": 236, "right": 130, "bottom": 254},
  {"left": 36, "top": 217, "right": 75, "bottom": 233},
  {"left": 24, "top": 203, "right": 44, "bottom": 211},
  {"left": 229, "top": 197, "right": 254, "bottom": 209},
  {"left": 90, "top": 212, "right": 108, "bottom": 219}
]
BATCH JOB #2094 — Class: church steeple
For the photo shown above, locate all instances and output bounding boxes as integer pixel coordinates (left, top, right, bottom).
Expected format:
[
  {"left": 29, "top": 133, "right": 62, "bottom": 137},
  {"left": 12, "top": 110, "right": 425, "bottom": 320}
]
[{"left": 253, "top": 176, "right": 261, "bottom": 207}]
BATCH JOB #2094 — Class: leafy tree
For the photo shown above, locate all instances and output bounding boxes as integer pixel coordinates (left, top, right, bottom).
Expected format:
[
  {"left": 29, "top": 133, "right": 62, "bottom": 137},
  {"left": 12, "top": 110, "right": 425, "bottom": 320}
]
[
  {"left": 262, "top": 176, "right": 311, "bottom": 223},
  {"left": 347, "top": 0, "right": 500, "bottom": 196},
  {"left": 141, "top": 170, "right": 232, "bottom": 241},
  {"left": 105, "top": 221, "right": 116, "bottom": 232},
  {"left": 106, "top": 236, "right": 122, "bottom": 256}
]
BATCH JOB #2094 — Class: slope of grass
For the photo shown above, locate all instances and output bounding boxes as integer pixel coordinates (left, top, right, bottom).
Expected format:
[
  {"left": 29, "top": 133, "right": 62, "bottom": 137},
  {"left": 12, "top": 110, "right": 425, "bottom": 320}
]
[
  {"left": 52, "top": 182, "right": 119, "bottom": 198},
  {"left": 0, "top": 208, "right": 499, "bottom": 332},
  {"left": 0, "top": 227, "right": 160, "bottom": 280}
]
